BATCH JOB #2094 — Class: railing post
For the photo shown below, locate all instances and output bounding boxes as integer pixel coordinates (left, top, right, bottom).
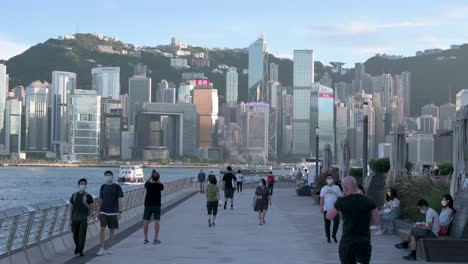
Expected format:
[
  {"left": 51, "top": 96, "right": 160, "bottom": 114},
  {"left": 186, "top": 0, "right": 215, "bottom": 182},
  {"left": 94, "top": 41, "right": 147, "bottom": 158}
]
[
  {"left": 35, "top": 209, "right": 49, "bottom": 245},
  {"left": 58, "top": 204, "right": 69, "bottom": 236},
  {"left": 22, "top": 212, "right": 36, "bottom": 250},
  {"left": 6, "top": 216, "right": 20, "bottom": 255},
  {"left": 47, "top": 208, "right": 60, "bottom": 241}
]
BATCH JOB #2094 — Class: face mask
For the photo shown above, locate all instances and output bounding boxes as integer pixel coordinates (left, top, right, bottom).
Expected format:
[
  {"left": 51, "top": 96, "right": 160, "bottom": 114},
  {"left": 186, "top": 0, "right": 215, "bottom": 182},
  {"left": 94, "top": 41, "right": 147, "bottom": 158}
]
[
  {"left": 387, "top": 192, "right": 392, "bottom": 197},
  {"left": 79, "top": 185, "right": 87, "bottom": 191},
  {"left": 105, "top": 176, "right": 112, "bottom": 183},
  {"left": 259, "top": 182, "right": 264, "bottom": 187},
  {"left": 420, "top": 210, "right": 426, "bottom": 215},
  {"left": 441, "top": 200, "right": 448, "bottom": 207},
  {"left": 326, "top": 179, "right": 334, "bottom": 185}
]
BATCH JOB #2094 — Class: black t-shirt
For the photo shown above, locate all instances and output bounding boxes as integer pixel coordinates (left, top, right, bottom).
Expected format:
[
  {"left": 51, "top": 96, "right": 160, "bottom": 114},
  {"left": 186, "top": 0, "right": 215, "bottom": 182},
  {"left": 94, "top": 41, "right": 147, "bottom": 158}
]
[
  {"left": 70, "top": 192, "right": 94, "bottom": 221},
  {"left": 222, "top": 172, "right": 236, "bottom": 189},
  {"left": 334, "top": 194, "right": 376, "bottom": 241},
  {"left": 145, "top": 181, "right": 165, "bottom": 207},
  {"left": 198, "top": 172, "right": 206, "bottom": 182}
]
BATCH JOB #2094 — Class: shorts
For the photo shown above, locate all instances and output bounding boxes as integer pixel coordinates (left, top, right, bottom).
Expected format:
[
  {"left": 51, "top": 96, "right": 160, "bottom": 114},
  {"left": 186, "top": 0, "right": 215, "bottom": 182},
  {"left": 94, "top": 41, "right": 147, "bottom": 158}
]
[
  {"left": 224, "top": 188, "right": 234, "bottom": 198},
  {"left": 207, "top": 201, "right": 218, "bottom": 215},
  {"left": 339, "top": 239, "right": 372, "bottom": 264},
  {"left": 410, "top": 227, "right": 437, "bottom": 241},
  {"left": 143, "top": 206, "right": 161, "bottom": 221},
  {"left": 99, "top": 214, "right": 119, "bottom": 229}
]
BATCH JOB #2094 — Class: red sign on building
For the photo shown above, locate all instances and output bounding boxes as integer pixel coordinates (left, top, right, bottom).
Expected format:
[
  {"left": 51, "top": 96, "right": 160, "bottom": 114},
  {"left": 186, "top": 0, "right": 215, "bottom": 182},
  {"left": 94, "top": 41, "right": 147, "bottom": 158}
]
[{"left": 195, "top": 79, "right": 210, "bottom": 86}]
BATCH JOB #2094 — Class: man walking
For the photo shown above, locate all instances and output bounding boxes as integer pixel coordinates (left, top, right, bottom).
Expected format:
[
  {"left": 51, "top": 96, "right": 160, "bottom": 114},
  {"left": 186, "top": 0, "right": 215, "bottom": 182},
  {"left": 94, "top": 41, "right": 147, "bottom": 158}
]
[
  {"left": 69, "top": 178, "right": 94, "bottom": 257},
  {"left": 326, "top": 176, "right": 380, "bottom": 264},
  {"left": 267, "top": 172, "right": 275, "bottom": 196},
  {"left": 97, "top": 171, "right": 124, "bottom": 256},
  {"left": 222, "top": 166, "right": 236, "bottom": 210},
  {"left": 235, "top": 170, "right": 243, "bottom": 193},
  {"left": 198, "top": 169, "right": 207, "bottom": 194},
  {"left": 143, "top": 170, "right": 164, "bottom": 245},
  {"left": 320, "top": 175, "right": 342, "bottom": 243}
]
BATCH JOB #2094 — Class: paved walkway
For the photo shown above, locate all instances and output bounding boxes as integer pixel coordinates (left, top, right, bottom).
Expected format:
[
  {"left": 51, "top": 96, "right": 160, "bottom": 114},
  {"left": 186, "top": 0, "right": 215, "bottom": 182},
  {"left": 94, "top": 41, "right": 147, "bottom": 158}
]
[{"left": 85, "top": 188, "right": 444, "bottom": 264}]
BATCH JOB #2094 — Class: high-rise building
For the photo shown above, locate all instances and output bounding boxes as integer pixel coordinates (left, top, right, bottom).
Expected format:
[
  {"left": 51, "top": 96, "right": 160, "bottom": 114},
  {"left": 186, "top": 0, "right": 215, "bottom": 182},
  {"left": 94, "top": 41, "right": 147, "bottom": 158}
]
[
  {"left": 292, "top": 86, "right": 312, "bottom": 154},
  {"left": 421, "top": 104, "right": 439, "bottom": 119},
  {"left": 376, "top": 74, "right": 393, "bottom": 109},
  {"left": 402, "top": 71, "right": 411, "bottom": 116},
  {"left": 157, "top": 80, "right": 169, "bottom": 103},
  {"left": 0, "top": 64, "right": 8, "bottom": 151},
  {"left": 240, "top": 102, "right": 270, "bottom": 162},
  {"left": 334, "top": 82, "right": 350, "bottom": 103},
  {"left": 226, "top": 67, "right": 238, "bottom": 105},
  {"left": 349, "top": 92, "right": 376, "bottom": 161},
  {"left": 335, "top": 102, "right": 348, "bottom": 160},
  {"left": 128, "top": 75, "right": 151, "bottom": 126},
  {"left": 51, "top": 71, "right": 76, "bottom": 156},
  {"left": 408, "top": 133, "right": 434, "bottom": 166},
  {"left": 163, "top": 88, "right": 176, "bottom": 104},
  {"left": 92, "top": 67, "right": 120, "bottom": 99},
  {"left": 439, "top": 103, "right": 456, "bottom": 130},
  {"left": 269, "top": 63, "right": 278, "bottom": 82},
  {"left": 353, "top": 63, "right": 366, "bottom": 93},
  {"left": 417, "top": 115, "right": 438, "bottom": 135},
  {"left": 193, "top": 85, "right": 218, "bottom": 147},
  {"left": 311, "top": 84, "right": 335, "bottom": 157},
  {"left": 178, "top": 82, "right": 194, "bottom": 103},
  {"left": 69, "top": 89, "right": 101, "bottom": 160},
  {"left": 248, "top": 36, "right": 268, "bottom": 102},
  {"left": 25, "top": 82, "right": 49, "bottom": 151},
  {"left": 319, "top": 72, "right": 332, "bottom": 88},
  {"left": 268, "top": 81, "right": 281, "bottom": 109},
  {"left": 101, "top": 98, "right": 122, "bottom": 159},
  {"left": 4, "top": 98, "right": 22, "bottom": 157},
  {"left": 293, "top": 50, "right": 314, "bottom": 87},
  {"left": 456, "top": 89, "right": 468, "bottom": 111},
  {"left": 12, "top": 86, "right": 25, "bottom": 107},
  {"left": 282, "top": 125, "right": 292, "bottom": 155}
]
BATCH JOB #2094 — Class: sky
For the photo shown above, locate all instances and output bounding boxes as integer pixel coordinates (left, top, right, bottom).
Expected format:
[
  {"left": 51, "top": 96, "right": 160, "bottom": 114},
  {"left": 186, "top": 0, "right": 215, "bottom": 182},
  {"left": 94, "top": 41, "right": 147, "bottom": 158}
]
[{"left": 2, "top": 0, "right": 468, "bottom": 66}]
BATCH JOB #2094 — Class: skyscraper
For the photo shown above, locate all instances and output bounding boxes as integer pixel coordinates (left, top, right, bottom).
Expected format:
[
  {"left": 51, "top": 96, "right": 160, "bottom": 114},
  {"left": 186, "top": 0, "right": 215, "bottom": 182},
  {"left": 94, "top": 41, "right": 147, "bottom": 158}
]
[
  {"left": 408, "top": 133, "right": 434, "bottom": 166},
  {"left": 248, "top": 36, "right": 268, "bottom": 102},
  {"left": 226, "top": 67, "right": 238, "bottom": 105},
  {"left": 0, "top": 64, "right": 8, "bottom": 151},
  {"left": 157, "top": 80, "right": 169, "bottom": 103},
  {"left": 456, "top": 89, "right": 468, "bottom": 111},
  {"left": 128, "top": 75, "right": 151, "bottom": 126},
  {"left": 193, "top": 85, "right": 218, "bottom": 147},
  {"left": 421, "top": 104, "right": 439, "bottom": 119},
  {"left": 178, "top": 82, "right": 194, "bottom": 103},
  {"left": 417, "top": 115, "right": 438, "bottom": 135},
  {"left": 51, "top": 71, "right": 76, "bottom": 156},
  {"left": 269, "top": 63, "right": 278, "bottom": 82},
  {"left": 240, "top": 102, "right": 270, "bottom": 162},
  {"left": 25, "top": 82, "right": 49, "bottom": 151},
  {"left": 376, "top": 74, "right": 393, "bottom": 109},
  {"left": 402, "top": 71, "right": 411, "bottom": 116},
  {"left": 335, "top": 102, "right": 348, "bottom": 160},
  {"left": 163, "top": 88, "right": 176, "bottom": 104},
  {"left": 101, "top": 98, "right": 122, "bottom": 159},
  {"left": 311, "top": 84, "right": 335, "bottom": 157},
  {"left": 439, "top": 103, "right": 456, "bottom": 130},
  {"left": 69, "top": 89, "right": 101, "bottom": 160},
  {"left": 4, "top": 98, "right": 22, "bottom": 157},
  {"left": 268, "top": 81, "right": 281, "bottom": 109},
  {"left": 92, "top": 67, "right": 120, "bottom": 99},
  {"left": 293, "top": 50, "right": 314, "bottom": 87},
  {"left": 319, "top": 72, "right": 332, "bottom": 88}
]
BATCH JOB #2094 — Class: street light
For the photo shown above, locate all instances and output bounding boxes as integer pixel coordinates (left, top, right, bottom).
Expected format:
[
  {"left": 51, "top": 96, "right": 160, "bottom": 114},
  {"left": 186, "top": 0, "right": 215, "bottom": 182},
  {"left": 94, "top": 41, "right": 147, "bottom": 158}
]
[{"left": 315, "top": 126, "right": 320, "bottom": 182}]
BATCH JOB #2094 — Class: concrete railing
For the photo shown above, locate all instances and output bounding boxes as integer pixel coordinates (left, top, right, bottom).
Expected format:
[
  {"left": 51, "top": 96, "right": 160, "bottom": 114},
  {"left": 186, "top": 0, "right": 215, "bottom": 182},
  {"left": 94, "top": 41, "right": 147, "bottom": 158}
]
[{"left": 0, "top": 177, "right": 195, "bottom": 263}]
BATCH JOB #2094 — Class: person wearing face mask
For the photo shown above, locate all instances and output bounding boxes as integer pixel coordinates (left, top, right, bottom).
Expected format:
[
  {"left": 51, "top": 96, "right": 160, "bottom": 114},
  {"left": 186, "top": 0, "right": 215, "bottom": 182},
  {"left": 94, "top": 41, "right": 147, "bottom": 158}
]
[
  {"left": 439, "top": 194, "right": 455, "bottom": 236},
  {"left": 69, "top": 178, "right": 94, "bottom": 257},
  {"left": 374, "top": 187, "right": 400, "bottom": 235},
  {"left": 320, "top": 175, "right": 342, "bottom": 243},
  {"left": 143, "top": 170, "right": 165, "bottom": 244},
  {"left": 96, "top": 171, "right": 124, "bottom": 256},
  {"left": 254, "top": 178, "right": 271, "bottom": 225},
  {"left": 395, "top": 199, "right": 440, "bottom": 261}
]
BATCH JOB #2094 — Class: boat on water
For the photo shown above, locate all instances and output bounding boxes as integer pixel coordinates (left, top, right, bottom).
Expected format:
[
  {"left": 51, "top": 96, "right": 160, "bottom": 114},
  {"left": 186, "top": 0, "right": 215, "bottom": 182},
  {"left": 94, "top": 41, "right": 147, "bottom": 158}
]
[{"left": 118, "top": 165, "right": 145, "bottom": 183}]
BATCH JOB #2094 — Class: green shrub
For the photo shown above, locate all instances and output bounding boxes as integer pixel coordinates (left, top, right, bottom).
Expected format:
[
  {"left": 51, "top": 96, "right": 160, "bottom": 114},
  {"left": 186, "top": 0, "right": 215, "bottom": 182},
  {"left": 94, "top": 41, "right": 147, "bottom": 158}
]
[
  {"left": 369, "top": 158, "right": 390, "bottom": 173},
  {"left": 394, "top": 175, "right": 449, "bottom": 221},
  {"left": 349, "top": 168, "right": 363, "bottom": 177},
  {"left": 439, "top": 163, "right": 453, "bottom": 176},
  {"left": 405, "top": 161, "right": 414, "bottom": 171}
]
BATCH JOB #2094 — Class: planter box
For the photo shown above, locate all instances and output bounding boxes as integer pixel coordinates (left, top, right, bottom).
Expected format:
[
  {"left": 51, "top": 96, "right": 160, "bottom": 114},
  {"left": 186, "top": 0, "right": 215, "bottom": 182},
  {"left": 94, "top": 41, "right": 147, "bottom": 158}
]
[{"left": 296, "top": 188, "right": 312, "bottom": 196}]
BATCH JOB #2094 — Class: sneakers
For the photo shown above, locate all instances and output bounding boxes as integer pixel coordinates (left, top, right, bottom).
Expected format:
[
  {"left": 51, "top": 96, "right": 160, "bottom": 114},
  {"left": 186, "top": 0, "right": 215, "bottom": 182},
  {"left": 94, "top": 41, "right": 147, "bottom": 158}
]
[
  {"left": 403, "top": 254, "right": 417, "bottom": 261},
  {"left": 107, "top": 249, "right": 113, "bottom": 255},
  {"left": 395, "top": 241, "right": 409, "bottom": 249},
  {"left": 153, "top": 239, "right": 161, "bottom": 245},
  {"left": 208, "top": 220, "right": 212, "bottom": 227},
  {"left": 373, "top": 229, "right": 385, "bottom": 235},
  {"left": 327, "top": 238, "right": 331, "bottom": 243},
  {"left": 144, "top": 239, "right": 149, "bottom": 244},
  {"left": 212, "top": 222, "right": 216, "bottom": 227},
  {"left": 370, "top": 225, "right": 379, "bottom": 230},
  {"left": 79, "top": 252, "right": 84, "bottom": 257},
  {"left": 96, "top": 248, "right": 106, "bottom": 256}
]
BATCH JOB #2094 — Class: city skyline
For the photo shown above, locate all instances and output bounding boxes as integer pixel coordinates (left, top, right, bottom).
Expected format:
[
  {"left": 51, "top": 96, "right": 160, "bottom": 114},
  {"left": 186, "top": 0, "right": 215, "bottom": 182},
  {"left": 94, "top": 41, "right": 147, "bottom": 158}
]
[{"left": 2, "top": 1, "right": 468, "bottom": 64}]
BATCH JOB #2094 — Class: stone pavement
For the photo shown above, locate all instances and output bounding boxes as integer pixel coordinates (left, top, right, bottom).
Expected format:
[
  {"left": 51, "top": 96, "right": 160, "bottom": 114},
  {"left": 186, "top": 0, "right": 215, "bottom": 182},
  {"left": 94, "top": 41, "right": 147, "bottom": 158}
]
[{"left": 85, "top": 188, "right": 449, "bottom": 264}]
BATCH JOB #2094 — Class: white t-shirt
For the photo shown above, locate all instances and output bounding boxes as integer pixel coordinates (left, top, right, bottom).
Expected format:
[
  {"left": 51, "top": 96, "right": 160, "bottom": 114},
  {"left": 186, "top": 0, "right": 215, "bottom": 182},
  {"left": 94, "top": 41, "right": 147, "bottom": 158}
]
[
  {"left": 391, "top": 198, "right": 400, "bottom": 209},
  {"left": 425, "top": 208, "right": 440, "bottom": 237},
  {"left": 235, "top": 173, "right": 243, "bottom": 182},
  {"left": 320, "top": 185, "right": 342, "bottom": 211}
]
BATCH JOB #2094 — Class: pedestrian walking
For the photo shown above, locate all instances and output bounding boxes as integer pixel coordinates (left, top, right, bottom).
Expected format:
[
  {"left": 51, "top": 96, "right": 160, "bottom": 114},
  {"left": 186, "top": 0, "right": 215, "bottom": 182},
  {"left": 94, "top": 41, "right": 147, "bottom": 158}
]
[
  {"left": 198, "top": 169, "right": 207, "bottom": 194},
  {"left": 222, "top": 166, "right": 237, "bottom": 210},
  {"left": 96, "top": 171, "right": 124, "bottom": 256},
  {"left": 326, "top": 176, "right": 380, "bottom": 264},
  {"left": 236, "top": 170, "right": 243, "bottom": 193},
  {"left": 69, "top": 178, "right": 94, "bottom": 257},
  {"left": 254, "top": 178, "right": 271, "bottom": 225},
  {"left": 320, "top": 175, "right": 342, "bottom": 243},
  {"left": 206, "top": 177, "right": 220, "bottom": 227},
  {"left": 267, "top": 172, "right": 275, "bottom": 196},
  {"left": 143, "top": 170, "right": 164, "bottom": 245}
]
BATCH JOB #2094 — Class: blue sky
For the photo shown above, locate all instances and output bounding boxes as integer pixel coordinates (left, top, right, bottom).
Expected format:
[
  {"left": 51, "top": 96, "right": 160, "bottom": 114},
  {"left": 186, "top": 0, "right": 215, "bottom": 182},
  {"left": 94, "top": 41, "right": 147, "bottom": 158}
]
[{"left": 2, "top": 0, "right": 468, "bottom": 66}]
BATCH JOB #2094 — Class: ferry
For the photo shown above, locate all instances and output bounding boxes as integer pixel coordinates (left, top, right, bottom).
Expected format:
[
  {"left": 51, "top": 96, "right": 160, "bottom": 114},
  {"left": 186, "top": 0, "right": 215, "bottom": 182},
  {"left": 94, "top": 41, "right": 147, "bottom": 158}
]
[{"left": 118, "top": 165, "right": 145, "bottom": 183}]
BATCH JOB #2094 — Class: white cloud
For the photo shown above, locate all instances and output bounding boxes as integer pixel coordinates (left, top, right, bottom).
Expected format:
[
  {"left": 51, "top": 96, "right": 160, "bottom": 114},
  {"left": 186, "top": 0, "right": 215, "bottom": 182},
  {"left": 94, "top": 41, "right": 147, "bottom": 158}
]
[{"left": 0, "top": 39, "right": 29, "bottom": 60}]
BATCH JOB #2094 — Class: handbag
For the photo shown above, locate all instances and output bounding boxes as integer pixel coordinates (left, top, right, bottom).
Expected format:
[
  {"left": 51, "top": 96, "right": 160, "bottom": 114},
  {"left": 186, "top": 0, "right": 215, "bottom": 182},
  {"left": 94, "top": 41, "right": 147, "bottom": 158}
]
[
  {"left": 439, "top": 226, "right": 448, "bottom": 236},
  {"left": 252, "top": 195, "right": 257, "bottom": 211}
]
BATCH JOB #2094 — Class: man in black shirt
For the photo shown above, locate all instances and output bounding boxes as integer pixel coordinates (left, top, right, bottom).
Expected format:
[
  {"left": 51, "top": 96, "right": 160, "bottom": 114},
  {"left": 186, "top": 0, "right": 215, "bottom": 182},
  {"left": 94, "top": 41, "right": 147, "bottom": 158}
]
[
  {"left": 198, "top": 169, "right": 207, "bottom": 194},
  {"left": 69, "top": 178, "right": 94, "bottom": 257},
  {"left": 222, "top": 166, "right": 237, "bottom": 210},
  {"left": 326, "top": 176, "right": 380, "bottom": 264},
  {"left": 143, "top": 170, "right": 165, "bottom": 245}
]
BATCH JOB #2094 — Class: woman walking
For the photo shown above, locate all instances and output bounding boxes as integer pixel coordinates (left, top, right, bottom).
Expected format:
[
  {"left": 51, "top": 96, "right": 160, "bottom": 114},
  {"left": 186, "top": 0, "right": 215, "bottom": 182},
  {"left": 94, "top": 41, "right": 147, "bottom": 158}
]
[
  {"left": 254, "top": 179, "right": 271, "bottom": 225},
  {"left": 206, "top": 177, "right": 220, "bottom": 227}
]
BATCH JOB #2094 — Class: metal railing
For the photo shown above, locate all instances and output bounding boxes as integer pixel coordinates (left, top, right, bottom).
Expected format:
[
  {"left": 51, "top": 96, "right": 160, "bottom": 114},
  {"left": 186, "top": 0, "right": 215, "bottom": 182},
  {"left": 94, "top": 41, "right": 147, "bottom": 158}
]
[{"left": 0, "top": 177, "right": 195, "bottom": 258}]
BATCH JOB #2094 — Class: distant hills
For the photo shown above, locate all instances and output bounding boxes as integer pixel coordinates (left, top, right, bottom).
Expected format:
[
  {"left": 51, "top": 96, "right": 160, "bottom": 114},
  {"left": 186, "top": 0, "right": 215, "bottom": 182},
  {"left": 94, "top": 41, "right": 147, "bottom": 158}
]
[{"left": 4, "top": 33, "right": 468, "bottom": 115}]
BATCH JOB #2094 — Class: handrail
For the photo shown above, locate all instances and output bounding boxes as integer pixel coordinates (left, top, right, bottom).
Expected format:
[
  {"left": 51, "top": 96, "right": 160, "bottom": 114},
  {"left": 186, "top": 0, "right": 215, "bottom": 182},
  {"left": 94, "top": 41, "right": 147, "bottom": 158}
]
[{"left": 0, "top": 177, "right": 195, "bottom": 258}]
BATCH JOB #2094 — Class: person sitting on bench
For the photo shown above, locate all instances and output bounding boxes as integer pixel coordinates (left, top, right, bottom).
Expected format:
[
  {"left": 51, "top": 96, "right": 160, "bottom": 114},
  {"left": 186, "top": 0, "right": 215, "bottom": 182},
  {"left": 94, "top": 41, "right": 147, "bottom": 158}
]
[
  {"left": 439, "top": 194, "right": 455, "bottom": 236},
  {"left": 395, "top": 199, "right": 440, "bottom": 261}
]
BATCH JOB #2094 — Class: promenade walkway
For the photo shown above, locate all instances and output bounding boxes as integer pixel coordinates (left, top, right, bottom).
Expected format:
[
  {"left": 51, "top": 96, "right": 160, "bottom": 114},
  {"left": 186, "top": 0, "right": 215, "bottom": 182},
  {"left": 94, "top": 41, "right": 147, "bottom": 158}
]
[{"left": 83, "top": 188, "right": 445, "bottom": 264}]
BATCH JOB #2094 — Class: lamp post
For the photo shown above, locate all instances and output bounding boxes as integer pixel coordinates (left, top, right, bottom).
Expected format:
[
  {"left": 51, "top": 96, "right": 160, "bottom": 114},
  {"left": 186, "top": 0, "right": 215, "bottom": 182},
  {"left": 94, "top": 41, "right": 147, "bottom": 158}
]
[
  {"left": 363, "top": 103, "right": 369, "bottom": 180},
  {"left": 315, "top": 126, "right": 320, "bottom": 181}
]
